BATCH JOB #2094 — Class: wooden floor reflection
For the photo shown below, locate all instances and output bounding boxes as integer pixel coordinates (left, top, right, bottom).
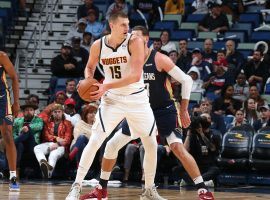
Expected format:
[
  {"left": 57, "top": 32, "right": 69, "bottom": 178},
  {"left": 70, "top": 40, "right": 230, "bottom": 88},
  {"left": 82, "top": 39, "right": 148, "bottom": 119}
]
[{"left": 1, "top": 182, "right": 270, "bottom": 200}]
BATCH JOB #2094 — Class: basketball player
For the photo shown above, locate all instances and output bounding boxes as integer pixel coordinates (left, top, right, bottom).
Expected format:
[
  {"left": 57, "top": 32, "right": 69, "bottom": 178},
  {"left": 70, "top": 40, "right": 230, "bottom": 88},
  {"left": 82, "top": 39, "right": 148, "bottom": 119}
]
[
  {"left": 66, "top": 12, "right": 165, "bottom": 200},
  {"left": 78, "top": 26, "right": 215, "bottom": 200},
  {"left": 0, "top": 52, "right": 20, "bottom": 191}
]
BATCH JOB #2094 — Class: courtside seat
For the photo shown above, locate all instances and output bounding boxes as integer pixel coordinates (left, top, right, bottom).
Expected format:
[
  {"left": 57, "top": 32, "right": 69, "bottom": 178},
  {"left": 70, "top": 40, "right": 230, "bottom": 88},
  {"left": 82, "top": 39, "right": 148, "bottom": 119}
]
[
  {"left": 250, "top": 31, "right": 270, "bottom": 42},
  {"left": 249, "top": 130, "right": 270, "bottom": 171},
  {"left": 170, "top": 30, "right": 194, "bottom": 41},
  {"left": 224, "top": 31, "right": 246, "bottom": 43},
  {"left": 130, "top": 12, "right": 149, "bottom": 28},
  {"left": 217, "top": 129, "right": 252, "bottom": 170},
  {"left": 187, "top": 41, "right": 203, "bottom": 50},
  {"left": 213, "top": 41, "right": 225, "bottom": 51},
  {"left": 231, "top": 23, "right": 253, "bottom": 38},
  {"left": 238, "top": 13, "right": 261, "bottom": 28},
  {"left": 186, "top": 14, "right": 206, "bottom": 22},
  {"left": 238, "top": 50, "right": 253, "bottom": 59},
  {"left": 153, "top": 20, "right": 178, "bottom": 31}
]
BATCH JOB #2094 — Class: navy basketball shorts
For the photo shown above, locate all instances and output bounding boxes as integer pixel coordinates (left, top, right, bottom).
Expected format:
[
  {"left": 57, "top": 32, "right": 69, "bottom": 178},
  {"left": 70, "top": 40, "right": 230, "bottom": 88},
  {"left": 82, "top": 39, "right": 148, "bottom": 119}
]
[{"left": 0, "top": 92, "right": 13, "bottom": 125}]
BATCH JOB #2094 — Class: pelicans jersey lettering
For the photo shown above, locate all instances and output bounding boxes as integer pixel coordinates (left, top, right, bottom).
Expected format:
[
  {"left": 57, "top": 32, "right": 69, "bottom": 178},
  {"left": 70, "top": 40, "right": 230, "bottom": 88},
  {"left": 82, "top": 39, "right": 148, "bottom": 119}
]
[
  {"left": 99, "top": 33, "right": 144, "bottom": 95},
  {"left": 144, "top": 50, "right": 174, "bottom": 110},
  {"left": 121, "top": 50, "right": 182, "bottom": 144}
]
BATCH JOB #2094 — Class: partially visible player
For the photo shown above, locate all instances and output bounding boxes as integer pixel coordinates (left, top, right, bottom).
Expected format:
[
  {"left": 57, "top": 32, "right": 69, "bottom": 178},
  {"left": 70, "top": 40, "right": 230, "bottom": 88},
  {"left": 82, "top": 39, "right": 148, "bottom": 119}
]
[
  {"left": 66, "top": 12, "right": 165, "bottom": 200},
  {"left": 80, "top": 26, "right": 215, "bottom": 200},
  {"left": 0, "top": 52, "right": 20, "bottom": 191}
]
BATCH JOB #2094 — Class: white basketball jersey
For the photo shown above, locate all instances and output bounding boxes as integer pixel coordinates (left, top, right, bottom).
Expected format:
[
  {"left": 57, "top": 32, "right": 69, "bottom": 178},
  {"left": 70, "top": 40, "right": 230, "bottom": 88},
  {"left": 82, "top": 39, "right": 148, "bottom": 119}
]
[{"left": 99, "top": 33, "right": 144, "bottom": 95}]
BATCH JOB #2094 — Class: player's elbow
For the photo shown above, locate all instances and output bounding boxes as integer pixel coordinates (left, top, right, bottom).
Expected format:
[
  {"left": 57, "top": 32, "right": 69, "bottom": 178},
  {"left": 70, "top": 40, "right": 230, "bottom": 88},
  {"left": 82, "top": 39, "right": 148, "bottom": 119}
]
[
  {"left": 133, "top": 74, "right": 141, "bottom": 82},
  {"left": 129, "top": 71, "right": 142, "bottom": 82},
  {"left": 185, "top": 74, "right": 193, "bottom": 84}
]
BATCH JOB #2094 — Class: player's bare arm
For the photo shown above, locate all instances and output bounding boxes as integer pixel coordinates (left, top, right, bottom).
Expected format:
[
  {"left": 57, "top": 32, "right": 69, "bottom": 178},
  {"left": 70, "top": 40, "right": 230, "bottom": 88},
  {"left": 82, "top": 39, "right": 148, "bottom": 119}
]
[
  {"left": 90, "top": 36, "right": 145, "bottom": 100},
  {"left": 84, "top": 39, "right": 101, "bottom": 79},
  {"left": 0, "top": 52, "right": 20, "bottom": 117},
  {"left": 155, "top": 52, "right": 192, "bottom": 128}
]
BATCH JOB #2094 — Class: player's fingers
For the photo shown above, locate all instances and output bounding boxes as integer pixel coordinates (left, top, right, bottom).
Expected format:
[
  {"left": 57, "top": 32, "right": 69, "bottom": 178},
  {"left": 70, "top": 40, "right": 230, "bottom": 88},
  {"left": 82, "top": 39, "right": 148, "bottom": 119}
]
[{"left": 90, "top": 90, "right": 99, "bottom": 95}]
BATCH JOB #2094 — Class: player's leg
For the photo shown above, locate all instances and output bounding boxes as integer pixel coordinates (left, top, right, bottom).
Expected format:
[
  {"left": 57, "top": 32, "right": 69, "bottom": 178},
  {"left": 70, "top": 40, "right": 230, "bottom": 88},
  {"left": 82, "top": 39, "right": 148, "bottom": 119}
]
[
  {"left": 79, "top": 126, "right": 133, "bottom": 200},
  {"left": 126, "top": 100, "right": 166, "bottom": 199},
  {"left": 66, "top": 104, "right": 124, "bottom": 200},
  {"left": 166, "top": 130, "right": 214, "bottom": 200},
  {"left": 0, "top": 118, "right": 19, "bottom": 191}
]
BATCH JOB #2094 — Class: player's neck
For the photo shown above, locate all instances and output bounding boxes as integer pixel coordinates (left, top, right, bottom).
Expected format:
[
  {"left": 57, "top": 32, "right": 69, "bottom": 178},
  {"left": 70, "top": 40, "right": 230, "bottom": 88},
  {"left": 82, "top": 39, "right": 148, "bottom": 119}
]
[{"left": 107, "top": 34, "right": 126, "bottom": 48}]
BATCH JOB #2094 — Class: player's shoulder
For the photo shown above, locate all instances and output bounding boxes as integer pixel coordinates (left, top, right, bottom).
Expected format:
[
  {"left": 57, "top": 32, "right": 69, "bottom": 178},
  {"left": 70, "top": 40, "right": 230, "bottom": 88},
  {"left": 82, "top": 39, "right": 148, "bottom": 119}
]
[
  {"left": 0, "top": 51, "right": 7, "bottom": 58},
  {"left": 90, "top": 38, "right": 102, "bottom": 52}
]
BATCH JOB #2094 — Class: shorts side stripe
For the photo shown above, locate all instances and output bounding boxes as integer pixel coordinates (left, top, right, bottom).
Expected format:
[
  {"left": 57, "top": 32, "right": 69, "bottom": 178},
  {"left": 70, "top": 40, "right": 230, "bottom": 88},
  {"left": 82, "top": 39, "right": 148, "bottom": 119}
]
[
  {"left": 149, "top": 119, "right": 156, "bottom": 136},
  {"left": 99, "top": 108, "right": 105, "bottom": 132}
]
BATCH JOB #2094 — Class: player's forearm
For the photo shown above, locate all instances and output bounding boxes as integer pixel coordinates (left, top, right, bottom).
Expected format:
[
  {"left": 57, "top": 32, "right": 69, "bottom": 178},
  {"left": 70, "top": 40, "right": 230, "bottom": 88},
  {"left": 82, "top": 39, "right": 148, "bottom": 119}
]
[
  {"left": 168, "top": 66, "right": 193, "bottom": 99},
  {"left": 180, "top": 99, "right": 189, "bottom": 111},
  {"left": 84, "top": 66, "right": 95, "bottom": 78}
]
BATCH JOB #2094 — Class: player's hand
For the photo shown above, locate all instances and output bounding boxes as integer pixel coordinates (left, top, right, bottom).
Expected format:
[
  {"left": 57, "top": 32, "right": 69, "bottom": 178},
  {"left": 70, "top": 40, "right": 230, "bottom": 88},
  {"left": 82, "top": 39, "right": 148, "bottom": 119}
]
[
  {"left": 12, "top": 102, "right": 20, "bottom": 117},
  {"left": 90, "top": 83, "right": 108, "bottom": 100},
  {"left": 179, "top": 109, "right": 191, "bottom": 129}
]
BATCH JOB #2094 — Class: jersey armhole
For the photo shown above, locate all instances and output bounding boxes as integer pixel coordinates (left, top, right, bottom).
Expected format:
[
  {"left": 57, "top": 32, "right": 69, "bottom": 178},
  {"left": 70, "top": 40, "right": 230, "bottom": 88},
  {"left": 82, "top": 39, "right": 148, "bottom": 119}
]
[
  {"left": 98, "top": 37, "right": 103, "bottom": 64},
  {"left": 127, "top": 34, "right": 133, "bottom": 56}
]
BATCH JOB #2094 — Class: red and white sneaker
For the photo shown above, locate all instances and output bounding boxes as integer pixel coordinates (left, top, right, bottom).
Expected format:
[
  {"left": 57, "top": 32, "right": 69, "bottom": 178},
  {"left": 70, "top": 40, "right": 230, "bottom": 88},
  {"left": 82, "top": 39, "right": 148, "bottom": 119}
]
[
  {"left": 198, "top": 189, "right": 214, "bottom": 200},
  {"left": 80, "top": 184, "right": 108, "bottom": 200}
]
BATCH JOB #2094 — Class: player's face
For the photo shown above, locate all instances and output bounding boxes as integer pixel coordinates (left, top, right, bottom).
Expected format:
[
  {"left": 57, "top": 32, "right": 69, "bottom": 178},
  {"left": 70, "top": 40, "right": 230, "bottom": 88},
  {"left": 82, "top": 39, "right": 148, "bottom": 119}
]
[
  {"left": 131, "top": 30, "right": 148, "bottom": 44},
  {"left": 111, "top": 17, "right": 129, "bottom": 37}
]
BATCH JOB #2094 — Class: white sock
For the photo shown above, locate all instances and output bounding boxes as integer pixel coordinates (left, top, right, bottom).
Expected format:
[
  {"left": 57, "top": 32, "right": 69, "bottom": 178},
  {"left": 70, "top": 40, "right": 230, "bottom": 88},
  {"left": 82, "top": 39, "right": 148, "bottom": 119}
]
[
  {"left": 141, "top": 134, "right": 157, "bottom": 189},
  {"left": 75, "top": 130, "right": 107, "bottom": 185},
  {"left": 193, "top": 176, "right": 204, "bottom": 185},
  {"left": 10, "top": 171, "right": 16, "bottom": 180},
  {"left": 100, "top": 170, "right": 111, "bottom": 180}
]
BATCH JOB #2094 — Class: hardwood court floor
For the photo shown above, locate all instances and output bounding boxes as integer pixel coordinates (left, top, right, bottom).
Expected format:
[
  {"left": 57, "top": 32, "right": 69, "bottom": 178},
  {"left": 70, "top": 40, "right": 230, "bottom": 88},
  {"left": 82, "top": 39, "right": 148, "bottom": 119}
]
[{"left": 1, "top": 181, "right": 270, "bottom": 200}]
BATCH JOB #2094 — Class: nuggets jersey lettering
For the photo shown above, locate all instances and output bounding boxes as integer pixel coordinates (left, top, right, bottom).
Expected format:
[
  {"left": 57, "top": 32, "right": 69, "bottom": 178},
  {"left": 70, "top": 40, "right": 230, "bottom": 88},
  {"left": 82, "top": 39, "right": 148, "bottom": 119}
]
[
  {"left": 99, "top": 33, "right": 144, "bottom": 95},
  {"left": 144, "top": 50, "right": 174, "bottom": 110}
]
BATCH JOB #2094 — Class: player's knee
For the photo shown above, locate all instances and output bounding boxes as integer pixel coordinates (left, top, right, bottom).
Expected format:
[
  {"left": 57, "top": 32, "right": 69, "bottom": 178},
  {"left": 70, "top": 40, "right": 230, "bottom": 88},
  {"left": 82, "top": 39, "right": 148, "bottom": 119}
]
[
  {"left": 2, "top": 130, "right": 14, "bottom": 145},
  {"left": 104, "top": 139, "right": 119, "bottom": 159},
  {"left": 170, "top": 142, "right": 186, "bottom": 159},
  {"left": 88, "top": 131, "right": 106, "bottom": 150},
  {"left": 141, "top": 135, "right": 157, "bottom": 151}
]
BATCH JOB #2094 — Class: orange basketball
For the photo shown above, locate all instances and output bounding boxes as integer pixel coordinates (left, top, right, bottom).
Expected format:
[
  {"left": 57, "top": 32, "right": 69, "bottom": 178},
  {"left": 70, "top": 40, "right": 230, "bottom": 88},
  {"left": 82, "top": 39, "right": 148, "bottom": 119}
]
[{"left": 77, "top": 78, "right": 99, "bottom": 102}]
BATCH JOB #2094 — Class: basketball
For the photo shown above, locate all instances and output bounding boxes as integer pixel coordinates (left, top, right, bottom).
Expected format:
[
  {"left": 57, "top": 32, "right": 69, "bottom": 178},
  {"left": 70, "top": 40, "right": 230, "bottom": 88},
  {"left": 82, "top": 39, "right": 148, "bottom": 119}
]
[{"left": 77, "top": 78, "right": 99, "bottom": 102}]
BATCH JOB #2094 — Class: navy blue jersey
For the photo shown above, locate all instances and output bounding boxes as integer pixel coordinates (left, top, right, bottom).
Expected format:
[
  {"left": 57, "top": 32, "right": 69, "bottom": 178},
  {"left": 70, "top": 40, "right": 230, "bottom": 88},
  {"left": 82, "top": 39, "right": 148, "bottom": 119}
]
[
  {"left": 121, "top": 50, "right": 181, "bottom": 139},
  {"left": 0, "top": 65, "right": 8, "bottom": 95},
  {"left": 0, "top": 64, "right": 13, "bottom": 125},
  {"left": 144, "top": 50, "right": 174, "bottom": 110}
]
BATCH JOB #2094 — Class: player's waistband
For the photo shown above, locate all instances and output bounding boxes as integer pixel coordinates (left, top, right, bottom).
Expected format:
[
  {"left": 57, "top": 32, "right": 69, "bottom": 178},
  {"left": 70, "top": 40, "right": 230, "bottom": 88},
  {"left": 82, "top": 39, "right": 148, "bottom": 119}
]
[
  {"left": 107, "top": 88, "right": 145, "bottom": 96},
  {"left": 130, "top": 88, "right": 145, "bottom": 95}
]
